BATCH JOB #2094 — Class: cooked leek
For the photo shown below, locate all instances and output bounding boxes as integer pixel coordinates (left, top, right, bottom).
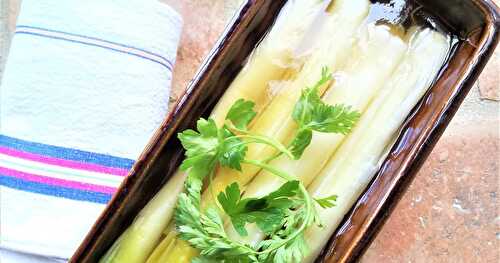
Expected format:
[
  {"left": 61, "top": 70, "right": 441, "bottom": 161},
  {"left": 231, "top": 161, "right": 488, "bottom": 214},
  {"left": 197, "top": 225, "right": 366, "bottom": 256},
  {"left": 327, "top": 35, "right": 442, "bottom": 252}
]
[
  {"left": 202, "top": 0, "right": 372, "bottom": 208},
  {"left": 100, "top": 1, "right": 452, "bottom": 262},
  {"left": 99, "top": 170, "right": 186, "bottom": 263},
  {"left": 154, "top": 0, "right": 371, "bottom": 261},
  {"left": 101, "top": 1, "right": 334, "bottom": 262},
  {"left": 302, "top": 28, "right": 450, "bottom": 262},
  {"left": 210, "top": 0, "right": 326, "bottom": 125},
  {"left": 228, "top": 23, "right": 408, "bottom": 245}
]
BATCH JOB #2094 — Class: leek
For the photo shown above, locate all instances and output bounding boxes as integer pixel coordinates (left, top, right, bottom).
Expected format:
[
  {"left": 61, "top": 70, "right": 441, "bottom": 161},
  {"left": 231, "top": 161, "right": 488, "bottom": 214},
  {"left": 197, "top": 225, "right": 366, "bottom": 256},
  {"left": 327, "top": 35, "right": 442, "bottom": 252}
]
[
  {"left": 154, "top": 0, "right": 371, "bottom": 261},
  {"left": 302, "top": 28, "right": 450, "bottom": 262},
  {"left": 102, "top": 0, "right": 332, "bottom": 262},
  {"left": 99, "top": 170, "right": 186, "bottom": 263},
  {"left": 228, "top": 23, "right": 408, "bottom": 246}
]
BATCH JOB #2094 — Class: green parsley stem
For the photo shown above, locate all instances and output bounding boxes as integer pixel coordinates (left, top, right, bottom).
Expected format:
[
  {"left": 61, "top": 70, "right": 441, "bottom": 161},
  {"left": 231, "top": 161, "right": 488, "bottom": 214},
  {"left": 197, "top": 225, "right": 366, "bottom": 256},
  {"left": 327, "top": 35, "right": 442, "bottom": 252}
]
[
  {"left": 235, "top": 135, "right": 294, "bottom": 159},
  {"left": 261, "top": 185, "right": 313, "bottom": 256},
  {"left": 259, "top": 184, "right": 313, "bottom": 255},
  {"left": 225, "top": 123, "right": 295, "bottom": 159},
  {"left": 241, "top": 159, "right": 295, "bottom": 181},
  {"left": 262, "top": 152, "right": 284, "bottom": 163},
  {"left": 241, "top": 159, "right": 314, "bottom": 255},
  {"left": 208, "top": 169, "right": 225, "bottom": 213},
  {"left": 271, "top": 184, "right": 312, "bottom": 248},
  {"left": 225, "top": 123, "right": 252, "bottom": 135}
]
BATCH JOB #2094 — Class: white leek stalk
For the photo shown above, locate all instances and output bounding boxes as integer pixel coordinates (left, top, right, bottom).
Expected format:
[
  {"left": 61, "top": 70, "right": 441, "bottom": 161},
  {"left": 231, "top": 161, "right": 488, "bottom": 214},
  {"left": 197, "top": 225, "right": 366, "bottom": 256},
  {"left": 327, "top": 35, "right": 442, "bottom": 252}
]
[
  {"left": 99, "top": 171, "right": 186, "bottom": 263},
  {"left": 100, "top": 0, "right": 327, "bottom": 261},
  {"left": 205, "top": 0, "right": 372, "bottom": 209},
  {"left": 302, "top": 28, "right": 450, "bottom": 262},
  {"left": 154, "top": 0, "right": 372, "bottom": 261},
  {"left": 228, "top": 23, "right": 408, "bottom": 245},
  {"left": 210, "top": 0, "right": 329, "bottom": 125}
]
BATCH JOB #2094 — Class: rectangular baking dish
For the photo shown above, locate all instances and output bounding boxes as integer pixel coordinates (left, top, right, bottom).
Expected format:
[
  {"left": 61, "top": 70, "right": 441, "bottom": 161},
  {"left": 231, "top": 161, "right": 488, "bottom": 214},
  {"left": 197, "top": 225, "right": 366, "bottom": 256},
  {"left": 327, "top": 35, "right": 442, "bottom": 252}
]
[{"left": 71, "top": 0, "right": 499, "bottom": 262}]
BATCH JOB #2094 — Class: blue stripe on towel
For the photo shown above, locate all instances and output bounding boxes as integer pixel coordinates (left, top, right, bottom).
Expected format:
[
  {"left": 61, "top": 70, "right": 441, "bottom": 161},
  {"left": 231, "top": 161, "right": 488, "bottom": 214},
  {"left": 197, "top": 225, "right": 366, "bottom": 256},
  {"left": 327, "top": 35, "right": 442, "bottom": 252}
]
[
  {"left": 0, "top": 135, "right": 135, "bottom": 170},
  {"left": 16, "top": 25, "right": 173, "bottom": 69},
  {"left": 15, "top": 26, "right": 173, "bottom": 71},
  {"left": 0, "top": 175, "right": 112, "bottom": 204}
]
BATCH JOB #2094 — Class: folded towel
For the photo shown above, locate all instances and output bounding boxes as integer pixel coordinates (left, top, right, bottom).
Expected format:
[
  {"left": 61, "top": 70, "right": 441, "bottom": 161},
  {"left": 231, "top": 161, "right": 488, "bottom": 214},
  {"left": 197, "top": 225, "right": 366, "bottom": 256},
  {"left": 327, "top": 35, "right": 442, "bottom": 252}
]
[{"left": 0, "top": 0, "right": 182, "bottom": 261}]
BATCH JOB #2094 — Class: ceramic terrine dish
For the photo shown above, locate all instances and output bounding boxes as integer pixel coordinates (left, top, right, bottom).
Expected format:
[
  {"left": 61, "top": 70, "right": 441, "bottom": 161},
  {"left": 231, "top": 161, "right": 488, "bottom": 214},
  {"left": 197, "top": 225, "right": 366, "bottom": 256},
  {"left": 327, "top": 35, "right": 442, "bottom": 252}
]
[{"left": 71, "top": 0, "right": 499, "bottom": 262}]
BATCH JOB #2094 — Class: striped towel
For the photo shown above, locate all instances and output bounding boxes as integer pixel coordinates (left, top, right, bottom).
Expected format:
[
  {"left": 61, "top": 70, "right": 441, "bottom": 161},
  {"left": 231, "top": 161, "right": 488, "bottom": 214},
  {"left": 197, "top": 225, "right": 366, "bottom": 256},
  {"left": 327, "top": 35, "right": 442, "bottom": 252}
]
[
  {"left": 0, "top": 135, "right": 133, "bottom": 204},
  {"left": 0, "top": 0, "right": 182, "bottom": 261}
]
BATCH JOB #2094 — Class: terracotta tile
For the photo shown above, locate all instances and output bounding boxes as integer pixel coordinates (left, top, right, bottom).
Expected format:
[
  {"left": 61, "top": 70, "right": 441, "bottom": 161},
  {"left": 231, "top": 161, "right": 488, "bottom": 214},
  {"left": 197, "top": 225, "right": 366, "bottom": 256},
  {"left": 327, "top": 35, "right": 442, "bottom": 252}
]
[
  {"left": 160, "top": 0, "right": 226, "bottom": 109},
  {"left": 478, "top": 49, "right": 500, "bottom": 101},
  {"left": 0, "top": 0, "right": 20, "bottom": 76},
  {"left": 363, "top": 131, "right": 499, "bottom": 262},
  {"left": 6, "top": 0, "right": 19, "bottom": 32},
  {"left": 362, "top": 90, "right": 499, "bottom": 262}
]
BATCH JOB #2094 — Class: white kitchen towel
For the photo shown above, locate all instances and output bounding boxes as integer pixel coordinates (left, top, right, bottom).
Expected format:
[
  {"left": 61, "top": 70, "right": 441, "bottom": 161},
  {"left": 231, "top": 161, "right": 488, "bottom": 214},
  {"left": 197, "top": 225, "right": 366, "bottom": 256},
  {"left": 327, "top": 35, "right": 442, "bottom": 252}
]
[{"left": 0, "top": 0, "right": 182, "bottom": 260}]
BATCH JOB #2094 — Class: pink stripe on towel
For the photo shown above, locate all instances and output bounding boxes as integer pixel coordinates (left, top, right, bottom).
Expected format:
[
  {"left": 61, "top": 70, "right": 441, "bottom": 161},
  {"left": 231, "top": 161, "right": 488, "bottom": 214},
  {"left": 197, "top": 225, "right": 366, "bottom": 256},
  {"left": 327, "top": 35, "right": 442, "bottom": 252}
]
[
  {"left": 0, "top": 146, "right": 129, "bottom": 176},
  {"left": 0, "top": 166, "right": 116, "bottom": 194}
]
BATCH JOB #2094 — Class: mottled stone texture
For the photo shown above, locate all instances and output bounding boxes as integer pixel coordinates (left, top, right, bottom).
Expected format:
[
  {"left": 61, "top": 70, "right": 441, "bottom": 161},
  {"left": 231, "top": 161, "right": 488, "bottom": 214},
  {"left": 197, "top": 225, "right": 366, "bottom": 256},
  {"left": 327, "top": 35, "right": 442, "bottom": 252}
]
[
  {"left": 160, "top": 0, "right": 226, "bottom": 109},
  {"left": 361, "top": 94, "right": 500, "bottom": 263},
  {"left": 1, "top": 0, "right": 498, "bottom": 262},
  {"left": 478, "top": 50, "right": 500, "bottom": 101}
]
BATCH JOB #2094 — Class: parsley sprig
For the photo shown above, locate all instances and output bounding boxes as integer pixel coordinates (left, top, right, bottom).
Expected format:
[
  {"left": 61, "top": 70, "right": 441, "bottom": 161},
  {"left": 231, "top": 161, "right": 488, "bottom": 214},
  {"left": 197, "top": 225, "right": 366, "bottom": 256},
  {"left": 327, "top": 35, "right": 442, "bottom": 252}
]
[
  {"left": 175, "top": 67, "right": 360, "bottom": 263},
  {"left": 289, "top": 67, "right": 361, "bottom": 159}
]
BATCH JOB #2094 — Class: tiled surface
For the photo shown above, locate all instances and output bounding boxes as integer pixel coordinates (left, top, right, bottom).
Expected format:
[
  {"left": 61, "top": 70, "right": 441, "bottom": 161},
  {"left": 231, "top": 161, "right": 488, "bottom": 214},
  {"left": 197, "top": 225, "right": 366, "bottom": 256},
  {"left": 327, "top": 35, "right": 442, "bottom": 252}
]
[
  {"left": 362, "top": 89, "right": 499, "bottom": 263},
  {"left": 478, "top": 49, "right": 500, "bottom": 101},
  {"left": 160, "top": 0, "right": 226, "bottom": 108},
  {"left": 1, "top": 0, "right": 499, "bottom": 262}
]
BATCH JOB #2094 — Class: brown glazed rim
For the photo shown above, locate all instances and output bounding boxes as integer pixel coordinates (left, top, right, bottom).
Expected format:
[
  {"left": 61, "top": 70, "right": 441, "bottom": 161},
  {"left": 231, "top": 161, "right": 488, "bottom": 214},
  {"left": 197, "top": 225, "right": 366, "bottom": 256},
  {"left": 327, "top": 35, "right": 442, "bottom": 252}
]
[
  {"left": 318, "top": 0, "right": 499, "bottom": 262},
  {"left": 71, "top": 0, "right": 499, "bottom": 262}
]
